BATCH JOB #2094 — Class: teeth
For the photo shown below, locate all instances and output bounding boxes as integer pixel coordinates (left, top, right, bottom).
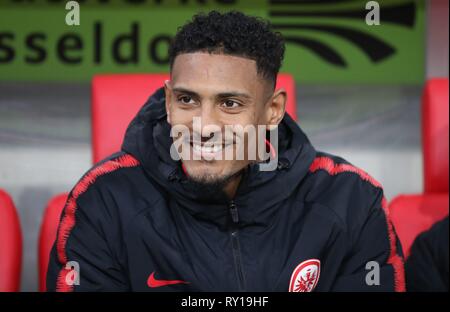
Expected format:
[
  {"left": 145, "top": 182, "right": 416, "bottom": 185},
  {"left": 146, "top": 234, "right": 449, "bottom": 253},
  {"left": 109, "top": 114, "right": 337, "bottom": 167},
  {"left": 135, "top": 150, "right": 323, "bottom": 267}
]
[{"left": 192, "top": 143, "right": 223, "bottom": 154}]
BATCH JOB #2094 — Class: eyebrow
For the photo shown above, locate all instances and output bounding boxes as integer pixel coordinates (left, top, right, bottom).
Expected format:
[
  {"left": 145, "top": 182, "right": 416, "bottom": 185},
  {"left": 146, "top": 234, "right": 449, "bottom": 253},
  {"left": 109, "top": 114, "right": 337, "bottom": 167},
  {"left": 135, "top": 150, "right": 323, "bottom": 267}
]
[{"left": 171, "top": 87, "right": 252, "bottom": 100}]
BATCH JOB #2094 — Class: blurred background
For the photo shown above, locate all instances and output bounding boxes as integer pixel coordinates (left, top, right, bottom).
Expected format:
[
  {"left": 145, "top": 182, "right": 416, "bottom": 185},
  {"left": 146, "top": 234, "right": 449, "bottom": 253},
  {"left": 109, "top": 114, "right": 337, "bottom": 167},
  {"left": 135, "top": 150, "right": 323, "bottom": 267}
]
[{"left": 0, "top": 0, "right": 448, "bottom": 291}]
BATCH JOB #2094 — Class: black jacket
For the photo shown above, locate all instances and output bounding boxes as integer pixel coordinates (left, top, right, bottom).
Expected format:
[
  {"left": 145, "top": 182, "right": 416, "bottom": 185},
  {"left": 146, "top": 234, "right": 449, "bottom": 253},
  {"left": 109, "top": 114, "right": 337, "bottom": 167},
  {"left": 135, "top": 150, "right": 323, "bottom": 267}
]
[
  {"left": 406, "top": 216, "right": 449, "bottom": 292},
  {"left": 47, "top": 87, "right": 405, "bottom": 292}
]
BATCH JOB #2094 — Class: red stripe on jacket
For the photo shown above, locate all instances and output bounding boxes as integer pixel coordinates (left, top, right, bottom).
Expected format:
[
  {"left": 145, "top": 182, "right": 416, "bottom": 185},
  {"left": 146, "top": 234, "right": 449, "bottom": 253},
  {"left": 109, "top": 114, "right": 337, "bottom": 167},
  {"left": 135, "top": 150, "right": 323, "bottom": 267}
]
[
  {"left": 56, "top": 154, "right": 140, "bottom": 292},
  {"left": 309, "top": 156, "right": 406, "bottom": 292}
]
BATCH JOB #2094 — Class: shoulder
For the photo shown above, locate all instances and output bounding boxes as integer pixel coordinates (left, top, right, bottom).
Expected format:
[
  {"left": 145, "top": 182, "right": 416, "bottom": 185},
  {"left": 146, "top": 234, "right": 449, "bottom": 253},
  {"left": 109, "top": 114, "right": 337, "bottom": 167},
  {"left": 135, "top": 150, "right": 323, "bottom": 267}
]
[
  {"left": 63, "top": 152, "right": 162, "bottom": 224},
  {"left": 304, "top": 151, "right": 385, "bottom": 229},
  {"left": 71, "top": 152, "right": 142, "bottom": 200},
  {"left": 55, "top": 152, "right": 149, "bottom": 268}
]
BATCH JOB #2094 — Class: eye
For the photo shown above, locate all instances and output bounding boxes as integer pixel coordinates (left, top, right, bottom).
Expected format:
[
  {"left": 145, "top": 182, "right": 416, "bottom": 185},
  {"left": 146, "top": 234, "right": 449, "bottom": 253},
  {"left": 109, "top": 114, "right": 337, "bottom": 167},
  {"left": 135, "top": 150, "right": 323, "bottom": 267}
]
[
  {"left": 177, "top": 95, "right": 195, "bottom": 105},
  {"left": 221, "top": 99, "right": 241, "bottom": 109}
]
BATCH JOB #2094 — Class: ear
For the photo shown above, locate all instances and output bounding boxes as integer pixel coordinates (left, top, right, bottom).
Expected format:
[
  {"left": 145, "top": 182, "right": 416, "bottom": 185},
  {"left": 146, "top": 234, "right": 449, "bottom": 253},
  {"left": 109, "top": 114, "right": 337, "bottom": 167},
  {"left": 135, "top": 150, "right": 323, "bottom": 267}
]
[
  {"left": 265, "top": 88, "right": 286, "bottom": 130},
  {"left": 164, "top": 79, "right": 172, "bottom": 125}
]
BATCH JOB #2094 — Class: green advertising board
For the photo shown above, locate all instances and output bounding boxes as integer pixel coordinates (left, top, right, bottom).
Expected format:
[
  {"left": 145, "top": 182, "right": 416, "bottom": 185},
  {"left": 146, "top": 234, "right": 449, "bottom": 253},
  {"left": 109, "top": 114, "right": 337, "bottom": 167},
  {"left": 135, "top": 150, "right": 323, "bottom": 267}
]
[{"left": 0, "top": 0, "right": 425, "bottom": 83}]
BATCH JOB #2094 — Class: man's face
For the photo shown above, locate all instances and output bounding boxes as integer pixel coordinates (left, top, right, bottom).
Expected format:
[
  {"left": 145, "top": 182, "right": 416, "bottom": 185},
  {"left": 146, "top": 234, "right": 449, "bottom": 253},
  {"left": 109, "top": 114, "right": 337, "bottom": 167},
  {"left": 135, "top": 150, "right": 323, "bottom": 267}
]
[{"left": 164, "top": 52, "right": 285, "bottom": 185}]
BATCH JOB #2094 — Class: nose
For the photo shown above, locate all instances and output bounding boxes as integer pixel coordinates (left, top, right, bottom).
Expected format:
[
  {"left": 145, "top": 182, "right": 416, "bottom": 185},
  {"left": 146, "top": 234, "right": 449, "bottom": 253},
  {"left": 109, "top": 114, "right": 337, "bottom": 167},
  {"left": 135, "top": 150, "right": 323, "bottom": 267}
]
[{"left": 198, "top": 102, "right": 222, "bottom": 140}]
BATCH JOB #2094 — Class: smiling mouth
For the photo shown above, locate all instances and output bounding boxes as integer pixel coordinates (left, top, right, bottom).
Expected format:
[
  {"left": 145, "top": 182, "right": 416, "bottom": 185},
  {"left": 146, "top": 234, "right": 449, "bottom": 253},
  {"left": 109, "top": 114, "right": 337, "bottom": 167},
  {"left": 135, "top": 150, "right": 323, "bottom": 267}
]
[{"left": 190, "top": 141, "right": 233, "bottom": 153}]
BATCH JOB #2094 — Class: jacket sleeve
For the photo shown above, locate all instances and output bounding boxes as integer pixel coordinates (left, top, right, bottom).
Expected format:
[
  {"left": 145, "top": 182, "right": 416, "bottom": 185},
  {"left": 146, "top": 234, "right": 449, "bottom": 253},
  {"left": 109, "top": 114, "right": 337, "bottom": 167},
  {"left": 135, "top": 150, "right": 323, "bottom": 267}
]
[
  {"left": 46, "top": 182, "right": 129, "bottom": 292},
  {"left": 330, "top": 189, "right": 406, "bottom": 292}
]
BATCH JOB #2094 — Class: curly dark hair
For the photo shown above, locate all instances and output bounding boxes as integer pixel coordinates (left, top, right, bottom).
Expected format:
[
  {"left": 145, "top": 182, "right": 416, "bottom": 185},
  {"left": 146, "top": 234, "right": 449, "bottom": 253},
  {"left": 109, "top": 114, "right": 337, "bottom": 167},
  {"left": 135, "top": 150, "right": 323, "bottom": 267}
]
[{"left": 169, "top": 10, "right": 285, "bottom": 86}]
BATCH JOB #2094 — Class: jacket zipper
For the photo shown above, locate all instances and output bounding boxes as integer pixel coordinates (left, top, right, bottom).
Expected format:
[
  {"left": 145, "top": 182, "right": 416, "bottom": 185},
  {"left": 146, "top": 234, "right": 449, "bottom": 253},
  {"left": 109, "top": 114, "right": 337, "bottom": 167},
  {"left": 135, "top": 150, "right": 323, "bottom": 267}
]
[{"left": 229, "top": 200, "right": 246, "bottom": 291}]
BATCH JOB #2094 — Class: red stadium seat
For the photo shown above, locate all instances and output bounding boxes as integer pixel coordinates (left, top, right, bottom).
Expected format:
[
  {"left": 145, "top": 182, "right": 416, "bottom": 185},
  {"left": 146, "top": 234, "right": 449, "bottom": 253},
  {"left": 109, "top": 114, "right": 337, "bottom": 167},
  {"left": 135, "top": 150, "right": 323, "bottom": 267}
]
[
  {"left": 38, "top": 193, "right": 67, "bottom": 291},
  {"left": 91, "top": 73, "right": 298, "bottom": 163},
  {"left": 390, "top": 194, "right": 448, "bottom": 258},
  {"left": 389, "top": 78, "right": 449, "bottom": 258},
  {"left": 39, "top": 73, "right": 298, "bottom": 290},
  {"left": 0, "top": 189, "right": 22, "bottom": 292},
  {"left": 92, "top": 74, "right": 169, "bottom": 164},
  {"left": 423, "top": 78, "right": 449, "bottom": 193}
]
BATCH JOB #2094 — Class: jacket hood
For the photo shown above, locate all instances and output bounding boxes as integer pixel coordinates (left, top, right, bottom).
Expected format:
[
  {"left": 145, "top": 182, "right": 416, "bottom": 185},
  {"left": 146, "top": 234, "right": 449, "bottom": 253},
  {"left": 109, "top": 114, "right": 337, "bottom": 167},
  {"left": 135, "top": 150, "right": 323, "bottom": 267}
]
[{"left": 122, "top": 87, "right": 316, "bottom": 229}]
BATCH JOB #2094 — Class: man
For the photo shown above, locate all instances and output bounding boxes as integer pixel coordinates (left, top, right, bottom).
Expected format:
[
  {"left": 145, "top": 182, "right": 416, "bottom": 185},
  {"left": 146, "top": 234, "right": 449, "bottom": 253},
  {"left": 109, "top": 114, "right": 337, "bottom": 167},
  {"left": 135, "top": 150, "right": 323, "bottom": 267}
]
[
  {"left": 406, "top": 216, "right": 448, "bottom": 292},
  {"left": 47, "top": 11, "right": 405, "bottom": 292}
]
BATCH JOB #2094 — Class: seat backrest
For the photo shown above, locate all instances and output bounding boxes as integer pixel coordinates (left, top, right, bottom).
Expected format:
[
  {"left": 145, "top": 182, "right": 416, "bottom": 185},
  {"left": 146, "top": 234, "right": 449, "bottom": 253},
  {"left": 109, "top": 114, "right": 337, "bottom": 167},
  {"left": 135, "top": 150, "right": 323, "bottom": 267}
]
[
  {"left": 92, "top": 73, "right": 297, "bottom": 163},
  {"left": 0, "top": 189, "right": 22, "bottom": 292},
  {"left": 422, "top": 78, "right": 449, "bottom": 193},
  {"left": 38, "top": 193, "right": 68, "bottom": 291},
  {"left": 389, "top": 78, "right": 449, "bottom": 257},
  {"left": 389, "top": 194, "right": 449, "bottom": 257}
]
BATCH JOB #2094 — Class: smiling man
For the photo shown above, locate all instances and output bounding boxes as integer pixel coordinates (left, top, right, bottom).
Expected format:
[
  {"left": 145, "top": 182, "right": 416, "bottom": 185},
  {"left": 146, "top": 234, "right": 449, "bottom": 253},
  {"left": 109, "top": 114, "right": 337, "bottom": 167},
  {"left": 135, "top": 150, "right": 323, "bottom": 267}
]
[{"left": 47, "top": 11, "right": 405, "bottom": 292}]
